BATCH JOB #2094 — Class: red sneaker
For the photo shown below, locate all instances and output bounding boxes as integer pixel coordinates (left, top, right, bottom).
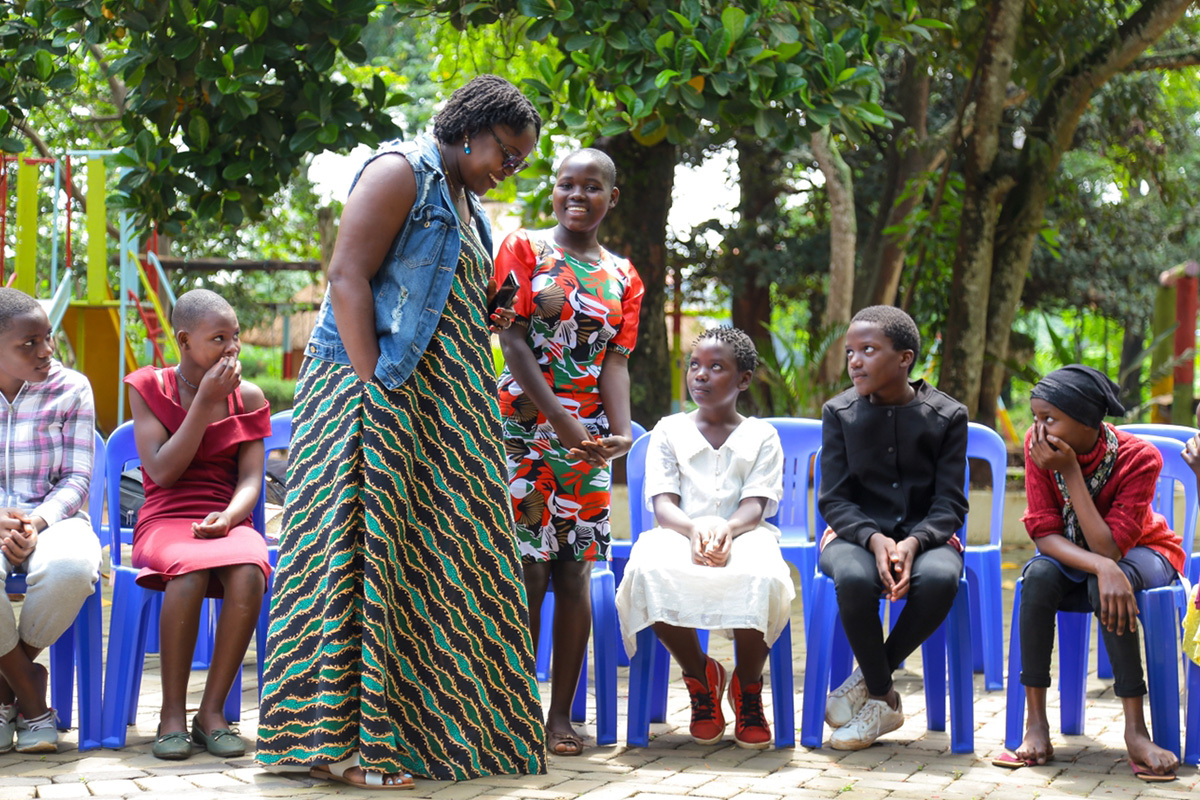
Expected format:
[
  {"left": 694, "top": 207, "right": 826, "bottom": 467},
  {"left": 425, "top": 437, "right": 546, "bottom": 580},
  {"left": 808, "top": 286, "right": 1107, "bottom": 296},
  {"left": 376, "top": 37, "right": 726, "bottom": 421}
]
[
  {"left": 682, "top": 657, "right": 727, "bottom": 745},
  {"left": 728, "top": 673, "right": 771, "bottom": 749}
]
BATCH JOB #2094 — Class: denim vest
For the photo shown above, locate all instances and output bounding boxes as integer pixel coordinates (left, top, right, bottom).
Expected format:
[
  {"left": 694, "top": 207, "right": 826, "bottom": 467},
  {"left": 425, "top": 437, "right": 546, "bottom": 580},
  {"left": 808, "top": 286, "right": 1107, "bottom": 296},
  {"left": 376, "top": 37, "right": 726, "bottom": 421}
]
[{"left": 304, "top": 134, "right": 494, "bottom": 389}]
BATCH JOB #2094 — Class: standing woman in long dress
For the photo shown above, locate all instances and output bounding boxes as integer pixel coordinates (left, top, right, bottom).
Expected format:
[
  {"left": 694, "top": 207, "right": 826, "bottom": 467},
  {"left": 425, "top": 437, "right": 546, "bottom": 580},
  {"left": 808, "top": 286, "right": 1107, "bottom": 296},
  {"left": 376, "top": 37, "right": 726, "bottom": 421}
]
[{"left": 257, "top": 75, "right": 546, "bottom": 789}]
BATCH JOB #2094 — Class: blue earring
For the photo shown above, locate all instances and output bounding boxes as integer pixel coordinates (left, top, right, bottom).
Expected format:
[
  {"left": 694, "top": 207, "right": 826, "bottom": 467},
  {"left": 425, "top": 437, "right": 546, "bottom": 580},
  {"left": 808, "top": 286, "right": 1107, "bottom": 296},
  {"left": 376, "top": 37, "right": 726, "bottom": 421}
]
[{"left": 464, "top": 135, "right": 471, "bottom": 155}]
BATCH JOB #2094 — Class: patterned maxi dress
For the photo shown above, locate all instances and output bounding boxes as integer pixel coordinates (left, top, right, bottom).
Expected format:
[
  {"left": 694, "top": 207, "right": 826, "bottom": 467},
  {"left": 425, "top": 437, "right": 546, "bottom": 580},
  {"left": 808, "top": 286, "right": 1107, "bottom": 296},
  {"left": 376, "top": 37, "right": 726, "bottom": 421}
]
[
  {"left": 495, "top": 229, "right": 643, "bottom": 562},
  {"left": 256, "top": 219, "right": 546, "bottom": 780}
]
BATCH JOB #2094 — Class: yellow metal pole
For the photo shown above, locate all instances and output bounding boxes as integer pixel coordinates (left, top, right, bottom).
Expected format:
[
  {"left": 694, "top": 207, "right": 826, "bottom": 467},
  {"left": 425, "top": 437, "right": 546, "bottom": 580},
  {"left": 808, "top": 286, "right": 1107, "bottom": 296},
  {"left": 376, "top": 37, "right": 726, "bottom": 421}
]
[
  {"left": 86, "top": 158, "right": 106, "bottom": 305},
  {"left": 14, "top": 158, "right": 37, "bottom": 295}
]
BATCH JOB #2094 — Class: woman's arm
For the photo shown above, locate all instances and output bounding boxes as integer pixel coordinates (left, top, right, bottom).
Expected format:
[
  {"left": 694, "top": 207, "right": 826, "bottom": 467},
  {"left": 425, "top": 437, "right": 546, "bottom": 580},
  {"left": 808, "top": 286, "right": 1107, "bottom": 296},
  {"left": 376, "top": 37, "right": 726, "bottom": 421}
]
[
  {"left": 192, "top": 383, "right": 267, "bottom": 538},
  {"left": 29, "top": 380, "right": 95, "bottom": 531},
  {"left": 499, "top": 325, "right": 592, "bottom": 454},
  {"left": 584, "top": 353, "right": 633, "bottom": 461},
  {"left": 1029, "top": 423, "right": 1122, "bottom": 561},
  {"left": 327, "top": 156, "right": 417, "bottom": 383}
]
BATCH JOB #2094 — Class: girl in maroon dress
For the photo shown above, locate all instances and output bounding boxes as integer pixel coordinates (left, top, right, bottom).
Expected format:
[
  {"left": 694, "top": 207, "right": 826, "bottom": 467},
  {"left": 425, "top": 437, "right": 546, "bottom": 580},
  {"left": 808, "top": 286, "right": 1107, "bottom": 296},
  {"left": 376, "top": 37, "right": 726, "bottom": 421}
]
[{"left": 125, "top": 289, "right": 271, "bottom": 761}]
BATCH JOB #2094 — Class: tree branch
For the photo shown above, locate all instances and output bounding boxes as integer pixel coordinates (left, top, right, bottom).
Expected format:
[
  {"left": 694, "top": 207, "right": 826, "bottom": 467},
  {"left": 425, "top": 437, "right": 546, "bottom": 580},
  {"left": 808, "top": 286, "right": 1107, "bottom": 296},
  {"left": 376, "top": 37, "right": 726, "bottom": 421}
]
[
  {"left": 86, "top": 40, "right": 126, "bottom": 113},
  {"left": 14, "top": 120, "right": 122, "bottom": 241},
  {"left": 1124, "top": 49, "right": 1200, "bottom": 71}
]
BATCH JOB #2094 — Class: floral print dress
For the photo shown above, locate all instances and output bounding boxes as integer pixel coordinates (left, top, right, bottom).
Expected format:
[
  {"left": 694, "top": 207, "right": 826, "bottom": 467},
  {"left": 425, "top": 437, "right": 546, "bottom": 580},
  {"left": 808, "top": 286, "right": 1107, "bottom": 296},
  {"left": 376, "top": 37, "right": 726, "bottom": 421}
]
[{"left": 495, "top": 229, "right": 643, "bottom": 562}]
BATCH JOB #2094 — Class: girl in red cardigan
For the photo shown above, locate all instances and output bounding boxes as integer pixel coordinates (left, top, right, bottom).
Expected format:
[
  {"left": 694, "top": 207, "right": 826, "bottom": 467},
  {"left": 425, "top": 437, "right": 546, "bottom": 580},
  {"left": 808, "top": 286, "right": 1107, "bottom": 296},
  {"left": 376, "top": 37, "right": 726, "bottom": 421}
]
[{"left": 1004, "top": 365, "right": 1182, "bottom": 780}]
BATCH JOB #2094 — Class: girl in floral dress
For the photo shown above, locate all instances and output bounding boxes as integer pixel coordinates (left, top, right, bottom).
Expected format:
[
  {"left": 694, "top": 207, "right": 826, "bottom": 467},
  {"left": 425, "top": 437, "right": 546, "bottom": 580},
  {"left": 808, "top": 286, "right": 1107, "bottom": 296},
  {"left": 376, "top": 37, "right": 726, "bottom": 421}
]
[{"left": 496, "top": 148, "right": 643, "bottom": 756}]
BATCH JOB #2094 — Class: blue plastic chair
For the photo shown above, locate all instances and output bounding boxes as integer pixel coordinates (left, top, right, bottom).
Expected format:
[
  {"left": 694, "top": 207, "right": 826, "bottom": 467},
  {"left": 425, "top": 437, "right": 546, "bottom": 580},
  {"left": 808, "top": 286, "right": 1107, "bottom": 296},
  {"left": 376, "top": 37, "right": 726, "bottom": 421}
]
[
  {"left": 1004, "top": 433, "right": 1197, "bottom": 761},
  {"left": 100, "top": 421, "right": 253, "bottom": 748},
  {"left": 3, "top": 430, "right": 105, "bottom": 751},
  {"left": 960, "top": 423, "right": 1008, "bottom": 691},
  {"left": 800, "top": 447, "right": 975, "bottom": 753},
  {"left": 251, "top": 409, "right": 291, "bottom": 697},
  {"left": 761, "top": 417, "right": 823, "bottom": 628},
  {"left": 622, "top": 432, "right": 797, "bottom": 749},
  {"left": 1118, "top": 424, "right": 1199, "bottom": 587}
]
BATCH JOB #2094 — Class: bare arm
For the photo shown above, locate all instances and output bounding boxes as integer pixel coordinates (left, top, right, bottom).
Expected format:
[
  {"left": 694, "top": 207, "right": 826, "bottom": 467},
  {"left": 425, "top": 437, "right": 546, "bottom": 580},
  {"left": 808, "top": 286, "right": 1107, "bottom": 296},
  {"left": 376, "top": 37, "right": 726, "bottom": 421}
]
[
  {"left": 1029, "top": 424, "right": 1121, "bottom": 561},
  {"left": 327, "top": 156, "right": 417, "bottom": 383},
  {"left": 499, "top": 324, "right": 591, "bottom": 452}
]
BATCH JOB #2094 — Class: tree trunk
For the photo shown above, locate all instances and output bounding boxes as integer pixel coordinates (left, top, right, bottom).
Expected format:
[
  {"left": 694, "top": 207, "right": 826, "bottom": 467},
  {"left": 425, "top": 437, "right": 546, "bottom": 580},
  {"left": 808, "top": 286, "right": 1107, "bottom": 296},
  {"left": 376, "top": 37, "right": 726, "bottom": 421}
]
[
  {"left": 975, "top": 0, "right": 1196, "bottom": 421},
  {"left": 730, "top": 134, "right": 785, "bottom": 414},
  {"left": 938, "top": 0, "right": 1024, "bottom": 417},
  {"left": 1119, "top": 316, "right": 1146, "bottom": 409},
  {"left": 857, "top": 51, "right": 930, "bottom": 310},
  {"left": 812, "top": 127, "right": 856, "bottom": 387},
  {"left": 595, "top": 133, "right": 676, "bottom": 428}
]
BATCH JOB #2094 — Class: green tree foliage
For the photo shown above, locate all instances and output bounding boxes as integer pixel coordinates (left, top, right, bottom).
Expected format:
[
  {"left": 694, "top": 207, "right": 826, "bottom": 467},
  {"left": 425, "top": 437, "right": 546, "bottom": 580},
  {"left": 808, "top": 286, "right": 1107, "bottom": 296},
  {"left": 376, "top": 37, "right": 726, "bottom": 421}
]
[{"left": 1, "top": 0, "right": 408, "bottom": 230}]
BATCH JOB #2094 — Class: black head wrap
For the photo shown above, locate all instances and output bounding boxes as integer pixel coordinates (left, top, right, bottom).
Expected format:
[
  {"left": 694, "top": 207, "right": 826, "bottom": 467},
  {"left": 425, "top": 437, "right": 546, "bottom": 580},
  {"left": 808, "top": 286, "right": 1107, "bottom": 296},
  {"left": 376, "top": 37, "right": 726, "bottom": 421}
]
[{"left": 1030, "top": 365, "right": 1125, "bottom": 429}]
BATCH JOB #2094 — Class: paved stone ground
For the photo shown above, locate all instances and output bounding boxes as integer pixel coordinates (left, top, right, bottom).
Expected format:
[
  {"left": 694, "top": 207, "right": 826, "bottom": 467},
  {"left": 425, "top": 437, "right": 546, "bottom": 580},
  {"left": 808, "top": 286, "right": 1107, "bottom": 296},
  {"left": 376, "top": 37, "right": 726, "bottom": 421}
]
[{"left": 2, "top": 498, "right": 1196, "bottom": 799}]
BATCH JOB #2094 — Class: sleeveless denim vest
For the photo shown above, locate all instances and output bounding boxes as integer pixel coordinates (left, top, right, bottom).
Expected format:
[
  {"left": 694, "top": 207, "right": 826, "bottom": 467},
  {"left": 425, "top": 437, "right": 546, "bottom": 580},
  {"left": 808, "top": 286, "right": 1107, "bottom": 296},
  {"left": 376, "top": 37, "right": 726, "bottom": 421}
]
[{"left": 304, "top": 134, "right": 494, "bottom": 389}]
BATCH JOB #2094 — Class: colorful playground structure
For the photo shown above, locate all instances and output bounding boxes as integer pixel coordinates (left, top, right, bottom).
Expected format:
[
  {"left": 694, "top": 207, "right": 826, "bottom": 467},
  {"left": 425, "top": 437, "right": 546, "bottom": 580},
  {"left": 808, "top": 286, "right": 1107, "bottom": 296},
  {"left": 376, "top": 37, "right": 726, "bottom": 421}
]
[{"left": 0, "top": 150, "right": 176, "bottom": 432}]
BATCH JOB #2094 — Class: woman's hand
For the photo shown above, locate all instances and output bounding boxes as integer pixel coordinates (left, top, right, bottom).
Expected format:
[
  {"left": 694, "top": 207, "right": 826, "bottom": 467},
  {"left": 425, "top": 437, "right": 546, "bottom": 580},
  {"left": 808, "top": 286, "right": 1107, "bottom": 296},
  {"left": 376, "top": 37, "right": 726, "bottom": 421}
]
[
  {"left": 868, "top": 533, "right": 899, "bottom": 599},
  {"left": 1096, "top": 559, "right": 1138, "bottom": 634},
  {"left": 192, "top": 512, "right": 232, "bottom": 539},
  {"left": 690, "top": 517, "right": 732, "bottom": 567},
  {"left": 1029, "top": 422, "right": 1079, "bottom": 474},
  {"left": 485, "top": 276, "right": 517, "bottom": 333},
  {"left": 1184, "top": 433, "right": 1200, "bottom": 478},
  {"left": 572, "top": 434, "right": 633, "bottom": 466},
  {"left": 556, "top": 417, "right": 601, "bottom": 465},
  {"left": 888, "top": 538, "right": 920, "bottom": 600},
  {"left": 197, "top": 356, "right": 242, "bottom": 410},
  {"left": 0, "top": 513, "right": 37, "bottom": 564}
]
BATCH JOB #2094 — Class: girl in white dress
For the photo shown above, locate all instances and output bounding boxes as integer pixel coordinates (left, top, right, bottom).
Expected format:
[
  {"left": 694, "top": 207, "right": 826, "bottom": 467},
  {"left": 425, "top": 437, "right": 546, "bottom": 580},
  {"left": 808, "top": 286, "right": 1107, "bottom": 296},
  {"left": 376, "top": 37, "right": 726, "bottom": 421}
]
[{"left": 616, "top": 327, "right": 795, "bottom": 749}]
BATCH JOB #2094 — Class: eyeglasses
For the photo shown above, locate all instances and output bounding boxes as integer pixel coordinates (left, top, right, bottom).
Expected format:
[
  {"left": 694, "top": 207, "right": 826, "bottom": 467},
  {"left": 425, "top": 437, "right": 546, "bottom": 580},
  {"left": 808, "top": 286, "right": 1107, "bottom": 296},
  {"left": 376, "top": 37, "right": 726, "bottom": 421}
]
[{"left": 488, "top": 128, "right": 529, "bottom": 175}]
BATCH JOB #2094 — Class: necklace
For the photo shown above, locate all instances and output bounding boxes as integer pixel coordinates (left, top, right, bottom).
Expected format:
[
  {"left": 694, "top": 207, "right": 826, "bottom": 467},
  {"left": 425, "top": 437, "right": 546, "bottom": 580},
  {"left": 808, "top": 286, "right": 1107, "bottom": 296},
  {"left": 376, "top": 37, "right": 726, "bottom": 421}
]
[
  {"left": 436, "top": 142, "right": 466, "bottom": 201},
  {"left": 175, "top": 366, "right": 199, "bottom": 391}
]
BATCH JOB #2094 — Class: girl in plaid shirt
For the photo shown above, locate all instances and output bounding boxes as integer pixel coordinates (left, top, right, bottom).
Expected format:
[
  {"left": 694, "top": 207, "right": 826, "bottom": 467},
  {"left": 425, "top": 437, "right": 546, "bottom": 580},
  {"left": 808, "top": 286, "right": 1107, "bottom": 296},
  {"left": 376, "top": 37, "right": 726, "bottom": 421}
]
[{"left": 0, "top": 289, "right": 100, "bottom": 755}]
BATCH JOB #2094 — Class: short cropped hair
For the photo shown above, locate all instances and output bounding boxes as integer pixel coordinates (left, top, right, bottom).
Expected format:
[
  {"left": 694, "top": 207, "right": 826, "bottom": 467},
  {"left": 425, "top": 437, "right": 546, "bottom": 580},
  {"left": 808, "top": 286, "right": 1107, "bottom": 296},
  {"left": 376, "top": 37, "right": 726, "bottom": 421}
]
[
  {"left": 433, "top": 74, "right": 543, "bottom": 144},
  {"left": 560, "top": 148, "right": 617, "bottom": 186},
  {"left": 0, "top": 288, "right": 45, "bottom": 334},
  {"left": 694, "top": 326, "right": 759, "bottom": 373},
  {"left": 851, "top": 305, "right": 920, "bottom": 373},
  {"left": 172, "top": 289, "right": 234, "bottom": 333}
]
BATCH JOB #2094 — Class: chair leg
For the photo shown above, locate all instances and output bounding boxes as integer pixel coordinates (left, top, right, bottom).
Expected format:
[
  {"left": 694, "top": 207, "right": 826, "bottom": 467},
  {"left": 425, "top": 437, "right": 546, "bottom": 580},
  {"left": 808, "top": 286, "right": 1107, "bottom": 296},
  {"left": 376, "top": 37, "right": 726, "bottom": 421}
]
[
  {"left": 193, "top": 599, "right": 214, "bottom": 670},
  {"left": 1004, "top": 579, "right": 1026, "bottom": 752},
  {"left": 1096, "top": 619, "right": 1114, "bottom": 680},
  {"left": 536, "top": 592, "right": 554, "bottom": 683},
  {"left": 49, "top": 621, "right": 75, "bottom": 731},
  {"left": 102, "top": 581, "right": 154, "bottom": 749},
  {"left": 611, "top": 557, "right": 630, "bottom": 669},
  {"left": 1057, "top": 611, "right": 1089, "bottom": 736},
  {"left": 650, "top": 638, "right": 670, "bottom": 723},
  {"left": 75, "top": 587, "right": 104, "bottom": 752},
  {"left": 965, "top": 565, "right": 984, "bottom": 674},
  {"left": 626, "top": 627, "right": 657, "bottom": 748},
  {"left": 800, "top": 577, "right": 839, "bottom": 748},
  {"left": 798, "top": 545, "right": 816, "bottom": 630},
  {"left": 590, "top": 568, "right": 617, "bottom": 746},
  {"left": 1139, "top": 590, "right": 1181, "bottom": 758},
  {"left": 921, "top": 622, "right": 946, "bottom": 733},
  {"left": 768, "top": 621, "right": 795, "bottom": 749},
  {"left": 1184, "top": 658, "right": 1200, "bottom": 766},
  {"left": 978, "top": 550, "right": 1005, "bottom": 691},
  {"left": 946, "top": 577, "right": 974, "bottom": 754}
]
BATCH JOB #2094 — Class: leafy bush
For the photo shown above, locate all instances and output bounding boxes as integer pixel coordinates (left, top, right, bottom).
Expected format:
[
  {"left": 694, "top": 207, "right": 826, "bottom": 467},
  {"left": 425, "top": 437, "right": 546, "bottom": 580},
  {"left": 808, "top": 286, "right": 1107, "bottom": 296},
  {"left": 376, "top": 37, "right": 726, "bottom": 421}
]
[{"left": 255, "top": 377, "right": 297, "bottom": 412}]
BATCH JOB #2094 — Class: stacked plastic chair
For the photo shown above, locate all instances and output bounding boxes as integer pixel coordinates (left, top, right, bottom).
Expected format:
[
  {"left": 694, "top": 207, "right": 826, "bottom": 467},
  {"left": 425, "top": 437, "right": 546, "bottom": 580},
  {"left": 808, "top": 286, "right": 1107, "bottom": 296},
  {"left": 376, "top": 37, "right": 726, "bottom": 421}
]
[
  {"left": 760, "top": 417, "right": 823, "bottom": 627},
  {"left": 800, "top": 448, "right": 975, "bottom": 753},
  {"left": 3, "top": 430, "right": 105, "bottom": 751},
  {"left": 623, "top": 432, "right": 796, "bottom": 749},
  {"left": 1004, "top": 432, "right": 1198, "bottom": 762},
  {"left": 960, "top": 422, "right": 1009, "bottom": 690},
  {"left": 100, "top": 421, "right": 252, "bottom": 748}
]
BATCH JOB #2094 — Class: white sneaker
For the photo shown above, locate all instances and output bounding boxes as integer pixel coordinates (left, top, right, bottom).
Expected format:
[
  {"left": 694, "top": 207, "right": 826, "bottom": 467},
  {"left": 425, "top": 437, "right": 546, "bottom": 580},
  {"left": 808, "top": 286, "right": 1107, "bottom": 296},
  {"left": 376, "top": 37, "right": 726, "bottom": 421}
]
[
  {"left": 825, "top": 668, "right": 868, "bottom": 728},
  {"left": 15, "top": 709, "right": 58, "bottom": 754},
  {"left": 0, "top": 703, "right": 15, "bottom": 753},
  {"left": 829, "top": 696, "right": 904, "bottom": 751}
]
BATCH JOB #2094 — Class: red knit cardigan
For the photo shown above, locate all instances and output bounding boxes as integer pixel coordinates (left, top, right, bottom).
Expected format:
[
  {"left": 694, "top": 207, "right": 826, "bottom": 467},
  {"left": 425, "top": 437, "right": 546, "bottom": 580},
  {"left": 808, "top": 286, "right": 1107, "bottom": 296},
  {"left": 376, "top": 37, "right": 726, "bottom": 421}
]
[{"left": 1022, "top": 424, "right": 1186, "bottom": 575}]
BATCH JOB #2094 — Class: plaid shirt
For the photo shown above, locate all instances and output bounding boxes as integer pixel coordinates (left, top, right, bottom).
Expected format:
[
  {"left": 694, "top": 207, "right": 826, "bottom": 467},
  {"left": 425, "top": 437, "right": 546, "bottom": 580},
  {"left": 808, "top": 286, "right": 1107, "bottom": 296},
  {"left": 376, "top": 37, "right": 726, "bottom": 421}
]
[{"left": 0, "top": 360, "right": 95, "bottom": 526}]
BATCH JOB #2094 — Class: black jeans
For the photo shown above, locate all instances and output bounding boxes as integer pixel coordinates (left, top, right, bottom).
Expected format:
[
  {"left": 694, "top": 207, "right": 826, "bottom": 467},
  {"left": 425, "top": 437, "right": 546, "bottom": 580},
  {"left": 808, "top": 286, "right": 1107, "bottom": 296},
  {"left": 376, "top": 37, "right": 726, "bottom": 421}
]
[
  {"left": 819, "top": 537, "right": 963, "bottom": 696},
  {"left": 1019, "top": 547, "right": 1177, "bottom": 698}
]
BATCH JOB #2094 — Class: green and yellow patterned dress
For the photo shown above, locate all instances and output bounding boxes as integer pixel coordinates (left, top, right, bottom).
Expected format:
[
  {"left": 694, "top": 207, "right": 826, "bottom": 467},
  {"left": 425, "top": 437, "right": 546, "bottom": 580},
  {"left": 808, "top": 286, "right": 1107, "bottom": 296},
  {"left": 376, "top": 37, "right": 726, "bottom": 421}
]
[{"left": 256, "top": 219, "right": 547, "bottom": 780}]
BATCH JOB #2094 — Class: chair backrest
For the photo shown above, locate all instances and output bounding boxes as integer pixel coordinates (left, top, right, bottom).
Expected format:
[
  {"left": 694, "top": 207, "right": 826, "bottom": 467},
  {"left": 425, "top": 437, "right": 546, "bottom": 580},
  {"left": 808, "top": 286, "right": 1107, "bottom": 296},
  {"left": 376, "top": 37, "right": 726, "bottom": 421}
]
[
  {"left": 255, "top": 409, "right": 294, "bottom": 532},
  {"left": 1129, "top": 432, "right": 1197, "bottom": 575},
  {"left": 104, "top": 421, "right": 138, "bottom": 567},
  {"left": 625, "top": 432, "right": 653, "bottom": 543},
  {"left": 965, "top": 422, "right": 1008, "bottom": 548},
  {"left": 1117, "top": 423, "right": 1196, "bottom": 445},
  {"left": 630, "top": 419, "right": 647, "bottom": 442},
  {"left": 761, "top": 417, "right": 823, "bottom": 545}
]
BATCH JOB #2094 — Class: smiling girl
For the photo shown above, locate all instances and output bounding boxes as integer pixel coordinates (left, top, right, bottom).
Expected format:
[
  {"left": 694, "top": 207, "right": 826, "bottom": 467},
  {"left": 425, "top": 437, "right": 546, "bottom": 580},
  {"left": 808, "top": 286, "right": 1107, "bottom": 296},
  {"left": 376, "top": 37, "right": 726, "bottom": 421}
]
[{"left": 495, "top": 148, "right": 643, "bottom": 756}]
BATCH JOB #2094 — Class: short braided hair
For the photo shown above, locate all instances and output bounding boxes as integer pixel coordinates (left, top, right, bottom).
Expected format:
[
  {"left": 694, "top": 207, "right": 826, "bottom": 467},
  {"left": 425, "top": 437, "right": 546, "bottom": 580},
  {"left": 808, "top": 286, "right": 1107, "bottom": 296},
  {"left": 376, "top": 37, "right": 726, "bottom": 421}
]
[
  {"left": 172, "top": 288, "right": 235, "bottom": 333},
  {"left": 851, "top": 305, "right": 920, "bottom": 372},
  {"left": 433, "top": 74, "right": 542, "bottom": 144},
  {"left": 694, "top": 326, "right": 758, "bottom": 373},
  {"left": 0, "top": 288, "right": 46, "bottom": 334},
  {"left": 559, "top": 148, "right": 617, "bottom": 187}
]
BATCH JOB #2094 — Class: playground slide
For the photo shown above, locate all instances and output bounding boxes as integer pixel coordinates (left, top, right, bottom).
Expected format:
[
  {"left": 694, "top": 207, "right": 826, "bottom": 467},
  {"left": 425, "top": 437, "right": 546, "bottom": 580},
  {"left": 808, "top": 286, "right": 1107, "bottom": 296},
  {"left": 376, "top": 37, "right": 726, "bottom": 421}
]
[{"left": 61, "top": 303, "right": 137, "bottom": 434}]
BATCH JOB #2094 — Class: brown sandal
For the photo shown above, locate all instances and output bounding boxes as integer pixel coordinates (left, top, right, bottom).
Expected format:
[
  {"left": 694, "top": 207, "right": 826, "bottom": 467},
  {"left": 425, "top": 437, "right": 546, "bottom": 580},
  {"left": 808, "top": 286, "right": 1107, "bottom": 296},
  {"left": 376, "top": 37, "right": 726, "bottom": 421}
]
[{"left": 547, "top": 730, "right": 584, "bottom": 756}]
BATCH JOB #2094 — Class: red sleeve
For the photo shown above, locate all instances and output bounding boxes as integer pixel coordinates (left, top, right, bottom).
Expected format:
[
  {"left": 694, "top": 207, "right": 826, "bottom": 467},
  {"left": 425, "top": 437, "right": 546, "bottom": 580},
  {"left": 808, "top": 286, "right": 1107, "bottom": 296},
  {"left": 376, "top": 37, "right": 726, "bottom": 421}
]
[
  {"left": 1104, "top": 441, "right": 1162, "bottom": 555},
  {"left": 494, "top": 229, "right": 538, "bottom": 322},
  {"left": 1021, "top": 427, "right": 1066, "bottom": 540},
  {"left": 608, "top": 259, "right": 644, "bottom": 356}
]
